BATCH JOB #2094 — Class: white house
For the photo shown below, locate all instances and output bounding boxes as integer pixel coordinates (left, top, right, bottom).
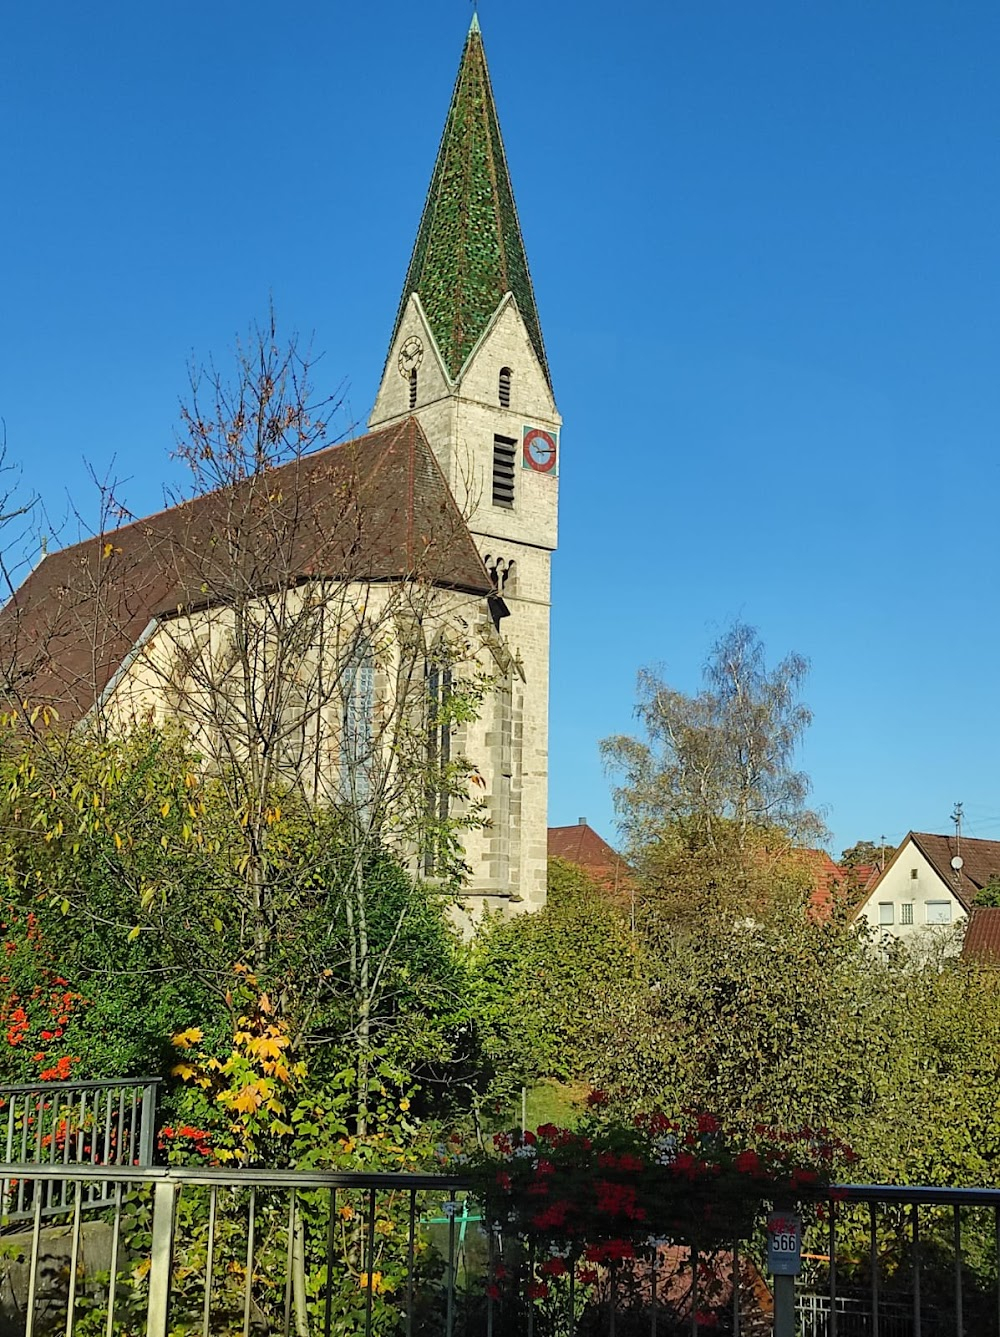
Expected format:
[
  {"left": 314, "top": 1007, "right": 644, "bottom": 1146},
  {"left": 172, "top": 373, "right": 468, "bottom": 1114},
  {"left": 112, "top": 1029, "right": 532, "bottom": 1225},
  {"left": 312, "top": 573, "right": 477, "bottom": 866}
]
[{"left": 852, "top": 831, "right": 1000, "bottom": 947}]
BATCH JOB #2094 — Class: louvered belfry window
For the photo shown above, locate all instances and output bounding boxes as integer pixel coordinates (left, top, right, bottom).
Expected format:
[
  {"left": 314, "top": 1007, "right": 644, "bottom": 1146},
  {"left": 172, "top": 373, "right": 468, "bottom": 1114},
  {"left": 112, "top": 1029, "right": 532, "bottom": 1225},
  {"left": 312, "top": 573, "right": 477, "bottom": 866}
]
[
  {"left": 492, "top": 435, "right": 516, "bottom": 508},
  {"left": 499, "top": 366, "right": 512, "bottom": 408},
  {"left": 409, "top": 368, "right": 418, "bottom": 409}
]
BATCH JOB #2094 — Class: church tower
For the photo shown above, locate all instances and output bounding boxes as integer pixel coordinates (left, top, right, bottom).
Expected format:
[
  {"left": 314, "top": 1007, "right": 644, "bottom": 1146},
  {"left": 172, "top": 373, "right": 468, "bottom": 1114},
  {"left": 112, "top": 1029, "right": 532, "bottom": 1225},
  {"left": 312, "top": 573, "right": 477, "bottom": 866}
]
[{"left": 370, "top": 15, "right": 560, "bottom": 914}]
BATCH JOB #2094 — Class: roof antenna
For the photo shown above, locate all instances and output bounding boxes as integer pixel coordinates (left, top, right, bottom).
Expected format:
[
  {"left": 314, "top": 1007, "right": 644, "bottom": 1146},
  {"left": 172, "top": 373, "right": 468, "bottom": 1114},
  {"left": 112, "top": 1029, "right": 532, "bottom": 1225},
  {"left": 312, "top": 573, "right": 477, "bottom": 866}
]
[{"left": 951, "top": 802, "right": 964, "bottom": 879}]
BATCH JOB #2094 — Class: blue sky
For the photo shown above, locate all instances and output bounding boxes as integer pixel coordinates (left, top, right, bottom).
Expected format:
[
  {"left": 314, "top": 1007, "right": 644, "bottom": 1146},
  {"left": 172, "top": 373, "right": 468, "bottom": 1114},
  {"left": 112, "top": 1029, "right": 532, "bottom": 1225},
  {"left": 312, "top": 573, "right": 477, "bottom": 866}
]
[{"left": 2, "top": 2, "right": 998, "bottom": 856}]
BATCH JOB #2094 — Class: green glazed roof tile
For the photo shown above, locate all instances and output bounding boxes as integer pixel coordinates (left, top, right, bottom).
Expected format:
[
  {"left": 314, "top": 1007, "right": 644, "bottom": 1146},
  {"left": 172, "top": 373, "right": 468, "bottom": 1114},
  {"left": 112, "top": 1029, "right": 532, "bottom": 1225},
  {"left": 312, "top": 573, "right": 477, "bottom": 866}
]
[{"left": 388, "top": 22, "right": 550, "bottom": 387}]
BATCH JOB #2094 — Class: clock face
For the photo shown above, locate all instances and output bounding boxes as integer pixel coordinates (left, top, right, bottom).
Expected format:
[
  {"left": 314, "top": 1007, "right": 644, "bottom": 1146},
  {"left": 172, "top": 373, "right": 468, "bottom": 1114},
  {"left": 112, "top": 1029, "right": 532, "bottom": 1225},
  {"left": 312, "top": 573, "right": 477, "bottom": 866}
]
[
  {"left": 398, "top": 336, "right": 424, "bottom": 378},
  {"left": 522, "top": 427, "right": 558, "bottom": 474}
]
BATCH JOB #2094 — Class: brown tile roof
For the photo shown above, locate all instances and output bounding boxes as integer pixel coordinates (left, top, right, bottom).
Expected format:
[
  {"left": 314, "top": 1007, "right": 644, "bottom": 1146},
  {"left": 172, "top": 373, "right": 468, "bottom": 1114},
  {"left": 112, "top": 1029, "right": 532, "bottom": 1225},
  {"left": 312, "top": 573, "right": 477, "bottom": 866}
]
[
  {"left": 961, "top": 908, "right": 1000, "bottom": 964},
  {"left": 852, "top": 831, "right": 1000, "bottom": 919},
  {"left": 908, "top": 832, "right": 1000, "bottom": 910},
  {"left": 547, "top": 822, "right": 632, "bottom": 892},
  {"left": 0, "top": 418, "right": 490, "bottom": 724}
]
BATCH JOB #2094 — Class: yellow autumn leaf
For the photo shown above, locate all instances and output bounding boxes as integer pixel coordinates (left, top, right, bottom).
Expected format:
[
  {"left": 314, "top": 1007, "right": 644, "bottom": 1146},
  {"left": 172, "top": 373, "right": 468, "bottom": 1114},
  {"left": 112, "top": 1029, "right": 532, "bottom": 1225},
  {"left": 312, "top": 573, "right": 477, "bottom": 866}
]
[
  {"left": 171, "top": 1062, "right": 196, "bottom": 1082},
  {"left": 172, "top": 1027, "right": 204, "bottom": 1050},
  {"left": 160, "top": 801, "right": 171, "bottom": 818},
  {"left": 227, "top": 1085, "right": 263, "bottom": 1115},
  {"left": 246, "top": 1034, "right": 287, "bottom": 1061}
]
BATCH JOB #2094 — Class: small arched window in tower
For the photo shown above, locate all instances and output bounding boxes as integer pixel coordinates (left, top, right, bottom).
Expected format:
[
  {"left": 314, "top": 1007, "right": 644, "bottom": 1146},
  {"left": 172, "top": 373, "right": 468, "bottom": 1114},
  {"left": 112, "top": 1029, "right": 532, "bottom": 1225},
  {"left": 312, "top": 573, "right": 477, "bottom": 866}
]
[
  {"left": 498, "top": 366, "right": 512, "bottom": 409},
  {"left": 409, "top": 368, "right": 418, "bottom": 410}
]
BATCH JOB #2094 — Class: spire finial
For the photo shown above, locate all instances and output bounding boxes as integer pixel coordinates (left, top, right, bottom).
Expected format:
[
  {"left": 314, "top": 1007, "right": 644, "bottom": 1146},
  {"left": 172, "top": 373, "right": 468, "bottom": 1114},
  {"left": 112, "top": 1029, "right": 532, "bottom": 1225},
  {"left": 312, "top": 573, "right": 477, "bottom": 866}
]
[{"left": 469, "top": 6, "right": 480, "bottom": 33}]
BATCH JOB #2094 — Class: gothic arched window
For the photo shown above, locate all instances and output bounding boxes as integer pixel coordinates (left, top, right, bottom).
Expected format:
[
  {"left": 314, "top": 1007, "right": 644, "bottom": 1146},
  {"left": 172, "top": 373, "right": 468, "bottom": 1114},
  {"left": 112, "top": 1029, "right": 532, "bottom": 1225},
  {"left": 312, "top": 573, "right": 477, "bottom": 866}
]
[
  {"left": 340, "top": 641, "right": 375, "bottom": 807},
  {"left": 498, "top": 366, "right": 512, "bottom": 408},
  {"left": 424, "top": 650, "right": 453, "bottom": 874}
]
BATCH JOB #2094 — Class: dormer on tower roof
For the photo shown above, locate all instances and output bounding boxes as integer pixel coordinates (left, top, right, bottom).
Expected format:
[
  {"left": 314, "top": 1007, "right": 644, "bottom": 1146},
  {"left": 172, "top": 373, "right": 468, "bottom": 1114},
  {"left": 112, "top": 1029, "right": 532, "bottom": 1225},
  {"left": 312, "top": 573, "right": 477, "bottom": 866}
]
[{"left": 385, "top": 16, "right": 550, "bottom": 388}]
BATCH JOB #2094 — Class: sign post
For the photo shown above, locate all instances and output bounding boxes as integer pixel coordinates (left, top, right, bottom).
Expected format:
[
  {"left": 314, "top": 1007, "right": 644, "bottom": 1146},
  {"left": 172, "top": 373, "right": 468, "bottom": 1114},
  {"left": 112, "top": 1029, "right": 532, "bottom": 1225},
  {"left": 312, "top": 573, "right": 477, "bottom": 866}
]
[{"left": 766, "top": 1211, "right": 802, "bottom": 1337}]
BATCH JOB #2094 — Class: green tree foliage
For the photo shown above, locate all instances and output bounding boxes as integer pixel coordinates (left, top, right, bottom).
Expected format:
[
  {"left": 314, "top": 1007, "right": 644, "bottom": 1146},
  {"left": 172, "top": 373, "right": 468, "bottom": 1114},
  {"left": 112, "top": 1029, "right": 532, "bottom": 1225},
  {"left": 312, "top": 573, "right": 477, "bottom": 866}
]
[
  {"left": 840, "top": 838, "right": 894, "bottom": 871},
  {"left": 974, "top": 875, "right": 1000, "bottom": 908},
  {"left": 0, "top": 718, "right": 475, "bottom": 1120},
  {"left": 601, "top": 624, "right": 828, "bottom": 929},
  {"left": 602, "top": 622, "right": 824, "bottom": 859},
  {"left": 587, "top": 910, "right": 895, "bottom": 1137},
  {"left": 469, "top": 858, "right": 643, "bottom": 1099}
]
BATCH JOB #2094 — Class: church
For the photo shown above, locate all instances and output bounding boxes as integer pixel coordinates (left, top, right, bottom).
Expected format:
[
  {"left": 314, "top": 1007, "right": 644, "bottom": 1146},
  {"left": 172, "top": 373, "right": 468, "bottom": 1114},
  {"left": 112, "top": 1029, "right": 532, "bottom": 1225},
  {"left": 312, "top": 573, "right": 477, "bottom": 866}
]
[{"left": 0, "top": 17, "right": 559, "bottom": 918}]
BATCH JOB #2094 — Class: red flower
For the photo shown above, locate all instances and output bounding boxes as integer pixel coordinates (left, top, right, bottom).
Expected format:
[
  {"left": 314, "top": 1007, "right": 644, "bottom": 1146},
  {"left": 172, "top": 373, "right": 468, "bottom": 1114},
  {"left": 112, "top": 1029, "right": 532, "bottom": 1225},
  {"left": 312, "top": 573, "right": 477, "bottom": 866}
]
[
  {"left": 586, "top": 1089, "right": 609, "bottom": 1108},
  {"left": 735, "top": 1150, "right": 760, "bottom": 1175},
  {"left": 540, "top": 1257, "right": 567, "bottom": 1277},
  {"left": 531, "top": 1201, "right": 570, "bottom": 1230},
  {"left": 496, "top": 1171, "right": 511, "bottom": 1190},
  {"left": 526, "top": 1282, "right": 549, "bottom": 1300},
  {"left": 616, "top": 1153, "right": 645, "bottom": 1173},
  {"left": 695, "top": 1310, "right": 719, "bottom": 1327},
  {"left": 696, "top": 1114, "right": 720, "bottom": 1134},
  {"left": 577, "top": 1267, "right": 600, "bottom": 1286},
  {"left": 485, "top": 1283, "right": 501, "bottom": 1301}
]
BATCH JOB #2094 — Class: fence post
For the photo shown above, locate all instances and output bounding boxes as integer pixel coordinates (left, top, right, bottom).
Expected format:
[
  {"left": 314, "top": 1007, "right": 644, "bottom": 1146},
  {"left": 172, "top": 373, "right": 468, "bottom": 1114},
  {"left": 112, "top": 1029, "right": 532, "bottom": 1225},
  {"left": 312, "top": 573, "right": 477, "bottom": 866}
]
[
  {"left": 766, "top": 1210, "right": 802, "bottom": 1337},
  {"left": 138, "top": 1082, "right": 158, "bottom": 1166},
  {"left": 146, "top": 1179, "right": 176, "bottom": 1337},
  {"left": 773, "top": 1275, "right": 795, "bottom": 1337}
]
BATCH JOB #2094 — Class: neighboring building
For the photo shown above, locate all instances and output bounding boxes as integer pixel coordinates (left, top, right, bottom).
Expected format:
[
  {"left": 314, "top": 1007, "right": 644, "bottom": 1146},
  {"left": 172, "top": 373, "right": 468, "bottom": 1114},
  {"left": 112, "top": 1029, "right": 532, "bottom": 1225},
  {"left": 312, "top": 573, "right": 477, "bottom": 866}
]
[
  {"left": 548, "top": 821, "right": 632, "bottom": 899},
  {"left": 781, "top": 847, "right": 848, "bottom": 919},
  {"left": 961, "top": 908, "right": 1000, "bottom": 966},
  {"left": 0, "top": 18, "right": 558, "bottom": 918},
  {"left": 852, "top": 832, "right": 1000, "bottom": 945}
]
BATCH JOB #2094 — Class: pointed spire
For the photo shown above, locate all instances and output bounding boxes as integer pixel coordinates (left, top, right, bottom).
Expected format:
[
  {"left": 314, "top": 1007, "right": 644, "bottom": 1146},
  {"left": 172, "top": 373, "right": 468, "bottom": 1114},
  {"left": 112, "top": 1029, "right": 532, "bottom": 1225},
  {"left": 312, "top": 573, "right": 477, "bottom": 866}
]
[{"left": 387, "top": 21, "right": 550, "bottom": 386}]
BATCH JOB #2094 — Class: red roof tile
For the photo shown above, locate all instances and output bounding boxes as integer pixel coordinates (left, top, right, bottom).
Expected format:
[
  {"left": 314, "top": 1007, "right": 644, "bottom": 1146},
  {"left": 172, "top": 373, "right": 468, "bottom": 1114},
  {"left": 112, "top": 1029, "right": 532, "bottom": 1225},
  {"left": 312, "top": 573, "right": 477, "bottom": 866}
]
[
  {"left": 962, "top": 907, "right": 1000, "bottom": 964},
  {"left": 547, "top": 822, "right": 632, "bottom": 892}
]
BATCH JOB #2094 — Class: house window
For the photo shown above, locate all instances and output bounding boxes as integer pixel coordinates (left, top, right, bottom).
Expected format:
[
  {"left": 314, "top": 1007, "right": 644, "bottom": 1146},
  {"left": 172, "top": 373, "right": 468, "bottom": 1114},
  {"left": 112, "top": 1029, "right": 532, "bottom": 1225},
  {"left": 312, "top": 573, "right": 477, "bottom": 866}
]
[
  {"left": 900, "top": 903, "right": 914, "bottom": 925},
  {"left": 409, "top": 368, "right": 418, "bottom": 409},
  {"left": 492, "top": 435, "right": 516, "bottom": 508},
  {"left": 878, "top": 903, "right": 894, "bottom": 926},
  {"left": 910, "top": 868, "right": 919, "bottom": 880},
  {"left": 925, "top": 901, "right": 952, "bottom": 925},
  {"left": 499, "top": 366, "right": 512, "bottom": 408}
]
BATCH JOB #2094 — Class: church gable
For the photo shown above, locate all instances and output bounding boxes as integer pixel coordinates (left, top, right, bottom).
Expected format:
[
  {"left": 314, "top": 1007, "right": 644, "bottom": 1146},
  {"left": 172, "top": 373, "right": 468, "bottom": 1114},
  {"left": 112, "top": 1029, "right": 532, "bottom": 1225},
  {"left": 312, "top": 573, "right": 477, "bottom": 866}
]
[
  {"left": 370, "top": 295, "right": 453, "bottom": 426},
  {"left": 457, "top": 295, "right": 558, "bottom": 422}
]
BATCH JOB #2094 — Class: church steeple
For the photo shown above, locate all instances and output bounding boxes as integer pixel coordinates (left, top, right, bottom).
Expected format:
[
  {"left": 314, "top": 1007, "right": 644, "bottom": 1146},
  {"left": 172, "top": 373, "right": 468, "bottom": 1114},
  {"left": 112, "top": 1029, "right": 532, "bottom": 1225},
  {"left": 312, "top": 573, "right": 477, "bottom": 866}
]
[{"left": 386, "top": 18, "right": 550, "bottom": 387}]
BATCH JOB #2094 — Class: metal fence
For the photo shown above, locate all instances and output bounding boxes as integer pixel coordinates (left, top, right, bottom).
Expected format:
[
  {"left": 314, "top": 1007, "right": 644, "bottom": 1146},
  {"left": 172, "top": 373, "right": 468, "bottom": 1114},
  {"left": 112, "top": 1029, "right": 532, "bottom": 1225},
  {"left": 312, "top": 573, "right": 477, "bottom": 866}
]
[
  {"left": 795, "top": 1184, "right": 1000, "bottom": 1337},
  {"left": 0, "top": 1168, "right": 997, "bottom": 1337},
  {"left": 0, "top": 1078, "right": 159, "bottom": 1223}
]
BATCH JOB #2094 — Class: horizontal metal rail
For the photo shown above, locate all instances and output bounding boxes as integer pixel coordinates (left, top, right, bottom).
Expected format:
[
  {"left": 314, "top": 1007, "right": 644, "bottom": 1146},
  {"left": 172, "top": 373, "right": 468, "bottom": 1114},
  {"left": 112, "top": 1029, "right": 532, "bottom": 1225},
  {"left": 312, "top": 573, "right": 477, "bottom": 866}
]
[
  {"left": 0, "top": 1077, "right": 162, "bottom": 1097},
  {"left": 0, "top": 1161, "right": 473, "bottom": 1189}
]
